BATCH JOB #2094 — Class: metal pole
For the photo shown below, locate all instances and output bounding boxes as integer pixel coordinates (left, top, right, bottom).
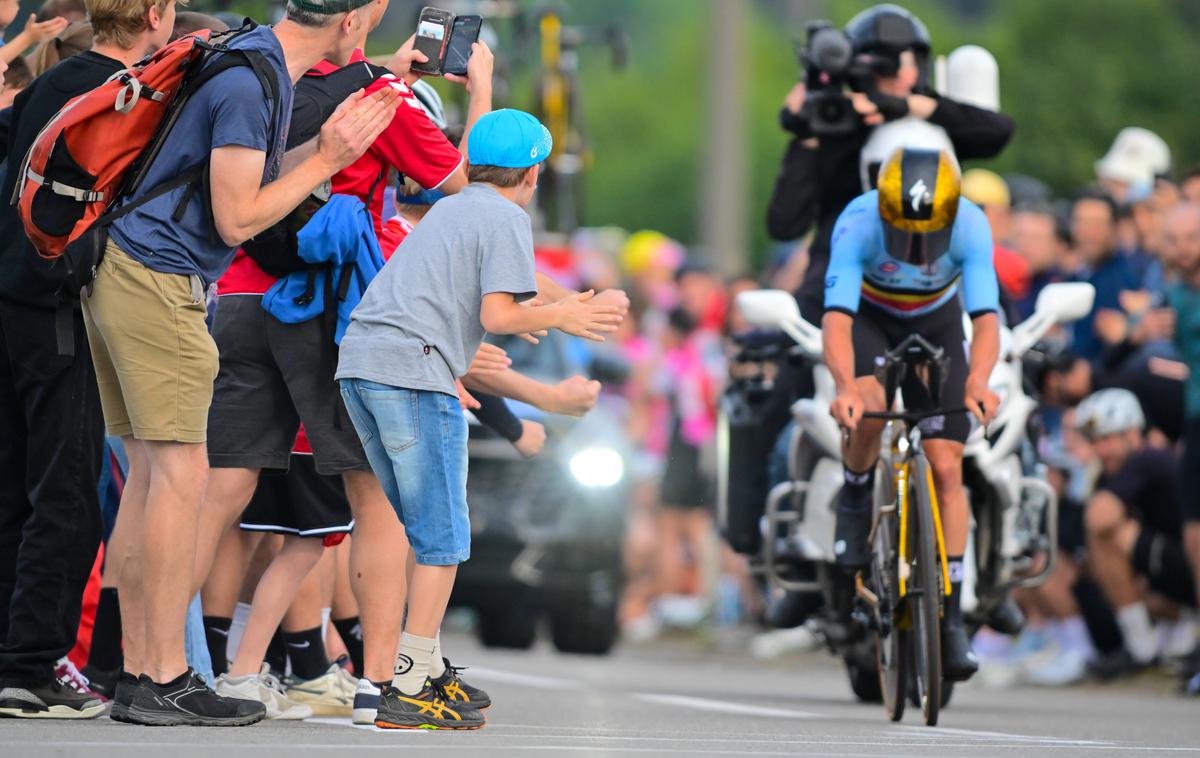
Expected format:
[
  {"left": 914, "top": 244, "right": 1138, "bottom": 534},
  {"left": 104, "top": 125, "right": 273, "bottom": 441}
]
[{"left": 701, "top": 0, "right": 748, "bottom": 276}]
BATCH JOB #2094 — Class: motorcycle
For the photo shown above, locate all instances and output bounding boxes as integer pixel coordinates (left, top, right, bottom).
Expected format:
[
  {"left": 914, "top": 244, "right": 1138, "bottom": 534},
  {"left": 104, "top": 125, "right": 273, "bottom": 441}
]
[{"left": 721, "top": 282, "right": 1095, "bottom": 702}]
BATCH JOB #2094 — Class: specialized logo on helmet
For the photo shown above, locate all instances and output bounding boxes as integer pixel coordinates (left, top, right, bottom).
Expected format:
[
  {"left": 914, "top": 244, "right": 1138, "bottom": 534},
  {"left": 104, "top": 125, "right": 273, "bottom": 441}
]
[{"left": 909, "top": 179, "right": 929, "bottom": 213}]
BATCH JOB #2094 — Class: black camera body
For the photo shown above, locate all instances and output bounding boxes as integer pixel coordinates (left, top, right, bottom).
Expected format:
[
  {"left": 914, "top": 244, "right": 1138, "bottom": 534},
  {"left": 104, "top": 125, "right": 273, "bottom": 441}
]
[{"left": 798, "top": 21, "right": 893, "bottom": 136}]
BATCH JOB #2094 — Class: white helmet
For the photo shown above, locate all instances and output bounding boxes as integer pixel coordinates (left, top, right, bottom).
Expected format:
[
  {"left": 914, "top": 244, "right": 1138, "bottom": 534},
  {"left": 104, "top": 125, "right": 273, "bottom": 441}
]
[
  {"left": 859, "top": 117, "right": 957, "bottom": 192},
  {"left": 1095, "top": 127, "right": 1170, "bottom": 187},
  {"left": 1073, "top": 388, "right": 1145, "bottom": 438},
  {"left": 409, "top": 79, "right": 447, "bottom": 131}
]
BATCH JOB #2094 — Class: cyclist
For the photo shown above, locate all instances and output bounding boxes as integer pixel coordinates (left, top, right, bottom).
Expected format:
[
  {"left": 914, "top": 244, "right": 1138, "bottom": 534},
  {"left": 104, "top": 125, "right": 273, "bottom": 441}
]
[{"left": 821, "top": 146, "right": 1001, "bottom": 681}]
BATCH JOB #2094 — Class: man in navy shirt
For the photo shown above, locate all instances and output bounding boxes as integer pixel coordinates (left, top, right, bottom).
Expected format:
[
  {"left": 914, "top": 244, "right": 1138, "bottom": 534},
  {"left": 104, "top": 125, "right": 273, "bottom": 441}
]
[{"left": 80, "top": 0, "right": 400, "bottom": 727}]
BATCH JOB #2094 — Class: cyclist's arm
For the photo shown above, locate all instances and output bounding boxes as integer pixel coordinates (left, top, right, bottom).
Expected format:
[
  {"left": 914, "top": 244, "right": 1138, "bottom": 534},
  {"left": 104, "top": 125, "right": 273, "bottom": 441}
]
[
  {"left": 821, "top": 200, "right": 870, "bottom": 391},
  {"left": 959, "top": 201, "right": 1002, "bottom": 382}
]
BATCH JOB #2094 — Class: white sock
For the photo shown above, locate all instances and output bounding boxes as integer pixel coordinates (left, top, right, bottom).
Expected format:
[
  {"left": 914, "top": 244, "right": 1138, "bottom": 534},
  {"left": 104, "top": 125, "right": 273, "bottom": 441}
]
[
  {"left": 321, "top": 608, "right": 331, "bottom": 644},
  {"left": 428, "top": 632, "right": 446, "bottom": 679},
  {"left": 1116, "top": 603, "right": 1158, "bottom": 663},
  {"left": 392, "top": 632, "right": 436, "bottom": 695}
]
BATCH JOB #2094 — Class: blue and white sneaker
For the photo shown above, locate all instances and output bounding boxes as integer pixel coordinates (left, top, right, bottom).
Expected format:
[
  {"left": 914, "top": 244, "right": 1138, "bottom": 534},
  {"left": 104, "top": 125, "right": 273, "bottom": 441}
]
[{"left": 352, "top": 679, "right": 382, "bottom": 725}]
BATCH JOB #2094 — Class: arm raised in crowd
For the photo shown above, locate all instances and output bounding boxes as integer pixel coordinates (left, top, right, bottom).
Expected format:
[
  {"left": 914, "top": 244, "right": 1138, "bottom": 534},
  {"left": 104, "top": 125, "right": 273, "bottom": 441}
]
[
  {"left": 480, "top": 290, "right": 623, "bottom": 343},
  {"left": 923, "top": 95, "right": 1015, "bottom": 161},
  {"left": 209, "top": 87, "right": 400, "bottom": 247}
]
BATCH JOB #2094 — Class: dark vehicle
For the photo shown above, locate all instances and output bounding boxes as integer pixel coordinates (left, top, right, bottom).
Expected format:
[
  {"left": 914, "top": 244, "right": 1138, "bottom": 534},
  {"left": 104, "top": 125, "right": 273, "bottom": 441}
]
[{"left": 451, "top": 331, "right": 631, "bottom": 655}]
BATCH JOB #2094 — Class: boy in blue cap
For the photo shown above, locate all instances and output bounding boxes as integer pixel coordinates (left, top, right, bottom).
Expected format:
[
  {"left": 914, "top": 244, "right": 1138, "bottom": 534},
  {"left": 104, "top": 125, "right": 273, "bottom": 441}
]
[{"left": 336, "top": 108, "right": 622, "bottom": 729}]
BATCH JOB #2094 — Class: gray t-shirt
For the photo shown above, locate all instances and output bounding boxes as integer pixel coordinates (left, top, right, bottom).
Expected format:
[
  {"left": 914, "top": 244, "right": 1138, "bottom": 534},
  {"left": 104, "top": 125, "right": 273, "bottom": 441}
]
[{"left": 337, "top": 184, "right": 538, "bottom": 395}]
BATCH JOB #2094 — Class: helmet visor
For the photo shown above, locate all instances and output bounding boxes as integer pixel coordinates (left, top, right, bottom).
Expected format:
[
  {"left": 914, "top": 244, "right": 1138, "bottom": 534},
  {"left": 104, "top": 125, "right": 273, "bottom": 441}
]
[{"left": 882, "top": 222, "right": 953, "bottom": 266}]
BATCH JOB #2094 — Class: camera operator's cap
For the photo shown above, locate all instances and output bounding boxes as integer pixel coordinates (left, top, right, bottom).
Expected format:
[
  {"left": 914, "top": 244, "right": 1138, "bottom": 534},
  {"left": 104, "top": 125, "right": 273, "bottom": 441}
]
[
  {"left": 468, "top": 109, "right": 553, "bottom": 169},
  {"left": 1095, "top": 127, "right": 1170, "bottom": 187},
  {"left": 289, "top": 0, "right": 376, "bottom": 12},
  {"left": 877, "top": 147, "right": 960, "bottom": 265},
  {"left": 962, "top": 169, "right": 1010, "bottom": 209},
  {"left": 1073, "top": 388, "right": 1145, "bottom": 439}
]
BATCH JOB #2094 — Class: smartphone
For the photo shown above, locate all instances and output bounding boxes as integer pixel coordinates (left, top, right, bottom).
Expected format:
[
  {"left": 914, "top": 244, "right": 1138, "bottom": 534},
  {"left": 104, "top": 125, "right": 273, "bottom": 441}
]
[
  {"left": 413, "top": 6, "right": 451, "bottom": 75},
  {"left": 443, "top": 15, "right": 483, "bottom": 77}
]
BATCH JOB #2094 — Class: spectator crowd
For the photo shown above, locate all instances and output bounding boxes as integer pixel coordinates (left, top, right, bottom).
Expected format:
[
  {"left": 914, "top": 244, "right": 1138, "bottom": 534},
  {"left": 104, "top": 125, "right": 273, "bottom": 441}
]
[{"left": 0, "top": 0, "right": 1196, "bottom": 736}]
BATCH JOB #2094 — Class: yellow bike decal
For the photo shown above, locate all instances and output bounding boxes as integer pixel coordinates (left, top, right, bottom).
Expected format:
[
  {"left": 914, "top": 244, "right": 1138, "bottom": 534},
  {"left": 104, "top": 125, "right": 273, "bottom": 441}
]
[
  {"left": 897, "top": 463, "right": 909, "bottom": 597},
  {"left": 925, "top": 463, "right": 952, "bottom": 602}
]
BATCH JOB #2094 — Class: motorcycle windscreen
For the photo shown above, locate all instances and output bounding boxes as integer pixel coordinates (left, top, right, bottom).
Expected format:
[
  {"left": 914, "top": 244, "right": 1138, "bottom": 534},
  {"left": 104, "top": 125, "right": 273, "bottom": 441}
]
[{"left": 882, "top": 223, "right": 953, "bottom": 267}]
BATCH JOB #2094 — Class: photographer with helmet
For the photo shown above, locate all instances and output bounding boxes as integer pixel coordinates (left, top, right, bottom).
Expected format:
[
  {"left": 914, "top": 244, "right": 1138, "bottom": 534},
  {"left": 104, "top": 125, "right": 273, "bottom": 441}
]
[{"left": 767, "top": 3, "right": 1014, "bottom": 324}]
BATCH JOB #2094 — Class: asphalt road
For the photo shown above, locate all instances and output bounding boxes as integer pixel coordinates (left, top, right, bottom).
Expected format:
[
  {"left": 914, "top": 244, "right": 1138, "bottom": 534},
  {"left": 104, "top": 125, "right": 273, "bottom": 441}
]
[{"left": 5, "top": 631, "right": 1198, "bottom": 758}]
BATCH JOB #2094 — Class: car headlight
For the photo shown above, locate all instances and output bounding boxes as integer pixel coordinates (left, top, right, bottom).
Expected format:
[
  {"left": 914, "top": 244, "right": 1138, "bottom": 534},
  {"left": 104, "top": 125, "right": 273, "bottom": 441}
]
[{"left": 569, "top": 448, "right": 624, "bottom": 488}]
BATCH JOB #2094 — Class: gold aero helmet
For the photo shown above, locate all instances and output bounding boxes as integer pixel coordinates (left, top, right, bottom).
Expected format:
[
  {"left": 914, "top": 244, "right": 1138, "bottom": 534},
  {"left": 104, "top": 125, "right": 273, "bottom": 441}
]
[{"left": 877, "top": 147, "right": 961, "bottom": 265}]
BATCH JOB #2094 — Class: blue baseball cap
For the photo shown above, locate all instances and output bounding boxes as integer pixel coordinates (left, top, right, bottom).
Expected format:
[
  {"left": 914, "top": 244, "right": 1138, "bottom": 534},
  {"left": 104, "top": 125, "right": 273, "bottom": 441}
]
[{"left": 467, "top": 109, "right": 553, "bottom": 169}]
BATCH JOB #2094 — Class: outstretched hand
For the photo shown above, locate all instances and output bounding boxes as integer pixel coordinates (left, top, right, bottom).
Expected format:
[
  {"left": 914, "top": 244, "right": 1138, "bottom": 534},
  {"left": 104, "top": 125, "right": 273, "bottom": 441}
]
[
  {"left": 553, "top": 290, "right": 623, "bottom": 342},
  {"left": 318, "top": 87, "right": 401, "bottom": 175}
]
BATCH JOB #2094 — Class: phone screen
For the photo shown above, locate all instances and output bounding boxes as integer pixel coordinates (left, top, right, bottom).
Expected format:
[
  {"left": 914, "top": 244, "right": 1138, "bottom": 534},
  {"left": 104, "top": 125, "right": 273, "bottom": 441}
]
[
  {"left": 443, "top": 16, "right": 482, "bottom": 77},
  {"left": 414, "top": 8, "right": 450, "bottom": 74}
]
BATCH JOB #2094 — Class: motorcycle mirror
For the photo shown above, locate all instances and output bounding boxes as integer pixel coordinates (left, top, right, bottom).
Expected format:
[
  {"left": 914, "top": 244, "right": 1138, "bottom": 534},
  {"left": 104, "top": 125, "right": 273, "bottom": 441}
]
[
  {"left": 1034, "top": 282, "right": 1095, "bottom": 323},
  {"left": 734, "top": 289, "right": 823, "bottom": 357}
]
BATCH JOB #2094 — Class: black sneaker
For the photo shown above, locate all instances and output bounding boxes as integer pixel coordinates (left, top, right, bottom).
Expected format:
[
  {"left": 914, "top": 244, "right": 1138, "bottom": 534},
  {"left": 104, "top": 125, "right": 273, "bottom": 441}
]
[
  {"left": 125, "top": 669, "right": 266, "bottom": 726},
  {"left": 0, "top": 677, "right": 107, "bottom": 719},
  {"left": 430, "top": 659, "right": 491, "bottom": 710},
  {"left": 109, "top": 672, "right": 140, "bottom": 723},
  {"left": 833, "top": 493, "right": 872, "bottom": 569},
  {"left": 81, "top": 664, "right": 121, "bottom": 700},
  {"left": 941, "top": 621, "right": 980, "bottom": 682},
  {"left": 984, "top": 597, "right": 1026, "bottom": 636},
  {"left": 374, "top": 683, "right": 485, "bottom": 730},
  {"left": 1086, "top": 649, "right": 1150, "bottom": 682}
]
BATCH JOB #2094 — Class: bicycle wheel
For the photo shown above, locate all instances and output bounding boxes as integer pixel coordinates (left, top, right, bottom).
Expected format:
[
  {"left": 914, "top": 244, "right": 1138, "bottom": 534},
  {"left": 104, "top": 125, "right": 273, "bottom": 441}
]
[
  {"left": 908, "top": 453, "right": 943, "bottom": 726},
  {"left": 870, "top": 459, "right": 906, "bottom": 722}
]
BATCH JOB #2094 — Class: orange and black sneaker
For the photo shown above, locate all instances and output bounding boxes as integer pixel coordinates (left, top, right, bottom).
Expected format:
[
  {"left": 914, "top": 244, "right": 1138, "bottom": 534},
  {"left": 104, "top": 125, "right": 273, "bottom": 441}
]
[
  {"left": 373, "top": 683, "right": 485, "bottom": 730},
  {"left": 430, "top": 658, "right": 491, "bottom": 710}
]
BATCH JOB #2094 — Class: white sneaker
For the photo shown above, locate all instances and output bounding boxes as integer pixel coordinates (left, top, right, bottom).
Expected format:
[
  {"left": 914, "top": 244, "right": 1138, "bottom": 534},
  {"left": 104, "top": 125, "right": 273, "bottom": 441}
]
[
  {"left": 215, "top": 665, "right": 312, "bottom": 720},
  {"left": 351, "top": 678, "right": 381, "bottom": 725},
  {"left": 287, "top": 664, "right": 354, "bottom": 717},
  {"left": 1023, "top": 645, "right": 1088, "bottom": 686}
]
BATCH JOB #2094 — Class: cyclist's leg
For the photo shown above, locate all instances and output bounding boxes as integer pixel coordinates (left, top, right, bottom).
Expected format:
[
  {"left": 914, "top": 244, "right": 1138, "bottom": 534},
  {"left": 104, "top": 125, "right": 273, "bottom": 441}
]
[{"left": 833, "top": 310, "right": 889, "bottom": 569}]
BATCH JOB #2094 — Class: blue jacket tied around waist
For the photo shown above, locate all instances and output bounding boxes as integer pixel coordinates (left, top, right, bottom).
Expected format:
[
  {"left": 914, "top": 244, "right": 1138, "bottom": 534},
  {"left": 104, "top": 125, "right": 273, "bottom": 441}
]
[{"left": 262, "top": 194, "right": 385, "bottom": 343}]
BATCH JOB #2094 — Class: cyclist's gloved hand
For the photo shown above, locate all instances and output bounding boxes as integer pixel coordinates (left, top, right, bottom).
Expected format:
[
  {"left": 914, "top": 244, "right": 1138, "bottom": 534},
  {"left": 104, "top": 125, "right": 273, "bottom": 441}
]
[
  {"left": 964, "top": 374, "right": 1000, "bottom": 426},
  {"left": 830, "top": 386, "right": 866, "bottom": 432}
]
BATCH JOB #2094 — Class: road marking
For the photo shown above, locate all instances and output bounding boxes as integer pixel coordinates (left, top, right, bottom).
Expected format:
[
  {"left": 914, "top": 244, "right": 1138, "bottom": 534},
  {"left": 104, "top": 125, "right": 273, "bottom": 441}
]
[
  {"left": 898, "top": 725, "right": 1112, "bottom": 745},
  {"left": 463, "top": 666, "right": 583, "bottom": 690},
  {"left": 307, "top": 716, "right": 430, "bottom": 733},
  {"left": 634, "top": 692, "right": 822, "bottom": 719}
]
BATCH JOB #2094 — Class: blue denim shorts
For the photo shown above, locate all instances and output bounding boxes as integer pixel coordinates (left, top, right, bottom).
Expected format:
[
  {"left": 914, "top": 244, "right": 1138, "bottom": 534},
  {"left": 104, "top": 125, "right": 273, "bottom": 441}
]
[{"left": 338, "top": 379, "right": 470, "bottom": 566}]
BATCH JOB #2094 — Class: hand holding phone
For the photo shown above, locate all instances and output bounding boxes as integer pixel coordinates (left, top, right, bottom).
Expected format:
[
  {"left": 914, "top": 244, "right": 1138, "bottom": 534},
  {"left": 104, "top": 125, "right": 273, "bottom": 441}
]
[
  {"left": 443, "top": 15, "right": 483, "bottom": 77},
  {"left": 412, "top": 6, "right": 451, "bottom": 75}
]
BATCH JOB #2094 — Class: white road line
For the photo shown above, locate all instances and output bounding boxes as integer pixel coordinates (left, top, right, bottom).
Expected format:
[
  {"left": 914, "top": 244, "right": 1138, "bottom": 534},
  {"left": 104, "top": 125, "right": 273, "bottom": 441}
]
[
  {"left": 307, "top": 716, "right": 430, "bottom": 733},
  {"left": 634, "top": 692, "right": 823, "bottom": 719},
  {"left": 462, "top": 666, "right": 583, "bottom": 690},
  {"left": 898, "top": 725, "right": 1112, "bottom": 745}
]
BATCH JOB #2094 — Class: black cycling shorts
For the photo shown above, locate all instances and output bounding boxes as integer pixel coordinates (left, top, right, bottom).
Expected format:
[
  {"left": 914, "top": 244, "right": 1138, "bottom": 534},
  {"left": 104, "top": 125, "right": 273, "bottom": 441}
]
[
  {"left": 1180, "top": 417, "right": 1200, "bottom": 523},
  {"left": 851, "top": 299, "right": 972, "bottom": 444}
]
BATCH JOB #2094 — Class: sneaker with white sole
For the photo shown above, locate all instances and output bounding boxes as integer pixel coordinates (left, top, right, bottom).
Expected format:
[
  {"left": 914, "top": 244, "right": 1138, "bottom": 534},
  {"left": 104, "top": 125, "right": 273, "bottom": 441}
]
[
  {"left": 287, "top": 664, "right": 354, "bottom": 717},
  {"left": 215, "top": 664, "right": 312, "bottom": 720},
  {"left": 0, "top": 677, "right": 107, "bottom": 719},
  {"left": 352, "top": 678, "right": 383, "bottom": 725}
]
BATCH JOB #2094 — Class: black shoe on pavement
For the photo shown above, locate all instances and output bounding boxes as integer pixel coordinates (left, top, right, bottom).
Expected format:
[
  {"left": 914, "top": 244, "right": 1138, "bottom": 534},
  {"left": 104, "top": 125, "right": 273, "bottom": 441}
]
[
  {"left": 1086, "top": 649, "right": 1151, "bottom": 682},
  {"left": 374, "top": 683, "right": 485, "bottom": 730},
  {"left": 81, "top": 664, "right": 121, "bottom": 700},
  {"left": 833, "top": 494, "right": 872, "bottom": 569},
  {"left": 430, "top": 659, "right": 491, "bottom": 710},
  {"left": 109, "top": 672, "right": 141, "bottom": 723},
  {"left": 984, "top": 597, "right": 1026, "bottom": 637},
  {"left": 941, "top": 621, "right": 980, "bottom": 682},
  {"left": 0, "top": 677, "right": 107, "bottom": 719},
  {"left": 125, "top": 669, "right": 266, "bottom": 726}
]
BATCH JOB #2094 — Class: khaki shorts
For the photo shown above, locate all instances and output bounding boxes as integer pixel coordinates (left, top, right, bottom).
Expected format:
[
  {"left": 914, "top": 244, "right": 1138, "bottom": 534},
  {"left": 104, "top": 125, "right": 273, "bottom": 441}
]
[{"left": 81, "top": 242, "right": 219, "bottom": 443}]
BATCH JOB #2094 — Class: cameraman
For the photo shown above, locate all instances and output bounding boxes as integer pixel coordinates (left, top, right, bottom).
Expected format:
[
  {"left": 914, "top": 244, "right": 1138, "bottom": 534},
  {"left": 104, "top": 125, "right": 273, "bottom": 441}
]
[{"left": 767, "top": 4, "right": 1015, "bottom": 324}]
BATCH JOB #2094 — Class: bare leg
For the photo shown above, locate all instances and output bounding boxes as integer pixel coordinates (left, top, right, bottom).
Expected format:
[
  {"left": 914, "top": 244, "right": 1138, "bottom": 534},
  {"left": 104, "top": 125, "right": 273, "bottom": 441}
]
[
  {"left": 924, "top": 439, "right": 968, "bottom": 556},
  {"left": 110, "top": 437, "right": 150, "bottom": 676},
  {"left": 405, "top": 565, "right": 457, "bottom": 639},
  {"left": 228, "top": 536, "right": 324, "bottom": 677},
  {"left": 343, "top": 470, "right": 408, "bottom": 683},
  {"left": 1085, "top": 494, "right": 1142, "bottom": 608},
  {"left": 840, "top": 376, "right": 887, "bottom": 472},
  {"left": 284, "top": 548, "right": 328, "bottom": 634},
  {"left": 201, "top": 527, "right": 256, "bottom": 619},
  {"left": 193, "top": 467, "right": 260, "bottom": 593},
  {"left": 1186, "top": 523, "right": 1200, "bottom": 609},
  {"left": 140, "top": 440, "right": 209, "bottom": 683}
]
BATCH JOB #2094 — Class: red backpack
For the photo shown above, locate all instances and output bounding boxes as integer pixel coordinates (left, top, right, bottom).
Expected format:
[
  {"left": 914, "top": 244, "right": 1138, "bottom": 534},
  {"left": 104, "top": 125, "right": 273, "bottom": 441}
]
[{"left": 13, "top": 21, "right": 278, "bottom": 353}]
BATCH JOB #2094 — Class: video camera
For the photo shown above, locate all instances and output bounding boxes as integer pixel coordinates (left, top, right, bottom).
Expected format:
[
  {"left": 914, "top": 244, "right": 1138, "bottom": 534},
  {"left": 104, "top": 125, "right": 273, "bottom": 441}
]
[{"left": 797, "top": 21, "right": 900, "bottom": 136}]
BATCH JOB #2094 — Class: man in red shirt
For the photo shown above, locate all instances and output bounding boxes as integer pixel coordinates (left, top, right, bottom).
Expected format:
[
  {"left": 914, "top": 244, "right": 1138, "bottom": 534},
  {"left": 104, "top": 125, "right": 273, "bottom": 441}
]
[{"left": 192, "top": 3, "right": 492, "bottom": 718}]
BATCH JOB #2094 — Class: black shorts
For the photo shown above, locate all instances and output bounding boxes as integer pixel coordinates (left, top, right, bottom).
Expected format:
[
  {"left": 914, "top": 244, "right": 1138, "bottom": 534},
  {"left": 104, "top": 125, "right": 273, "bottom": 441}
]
[
  {"left": 851, "top": 299, "right": 972, "bottom": 444},
  {"left": 240, "top": 454, "right": 354, "bottom": 537},
  {"left": 208, "top": 295, "right": 369, "bottom": 475},
  {"left": 660, "top": 421, "right": 712, "bottom": 510},
  {"left": 1180, "top": 417, "right": 1200, "bottom": 523}
]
